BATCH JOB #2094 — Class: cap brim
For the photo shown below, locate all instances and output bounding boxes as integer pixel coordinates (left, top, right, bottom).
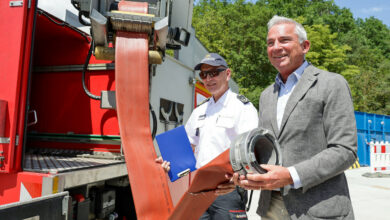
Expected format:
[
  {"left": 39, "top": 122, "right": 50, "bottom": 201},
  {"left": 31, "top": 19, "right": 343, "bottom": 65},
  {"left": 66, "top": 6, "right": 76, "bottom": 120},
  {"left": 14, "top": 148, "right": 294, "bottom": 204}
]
[
  {"left": 194, "top": 60, "right": 224, "bottom": 70},
  {"left": 194, "top": 63, "right": 203, "bottom": 70}
]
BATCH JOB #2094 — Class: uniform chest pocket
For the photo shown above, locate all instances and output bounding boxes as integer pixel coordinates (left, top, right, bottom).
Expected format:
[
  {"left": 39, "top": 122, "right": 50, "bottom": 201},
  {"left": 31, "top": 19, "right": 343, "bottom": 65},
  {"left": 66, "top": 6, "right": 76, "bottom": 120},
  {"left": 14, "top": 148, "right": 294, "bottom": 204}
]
[
  {"left": 216, "top": 115, "right": 234, "bottom": 128},
  {"left": 194, "top": 120, "right": 205, "bottom": 137},
  {"left": 195, "top": 120, "right": 205, "bottom": 128}
]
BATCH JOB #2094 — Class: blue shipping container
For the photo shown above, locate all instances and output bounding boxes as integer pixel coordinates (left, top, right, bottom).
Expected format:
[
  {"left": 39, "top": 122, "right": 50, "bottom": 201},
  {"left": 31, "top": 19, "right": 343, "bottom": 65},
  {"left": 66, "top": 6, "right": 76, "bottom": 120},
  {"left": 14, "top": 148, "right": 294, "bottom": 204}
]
[{"left": 355, "top": 111, "right": 390, "bottom": 166}]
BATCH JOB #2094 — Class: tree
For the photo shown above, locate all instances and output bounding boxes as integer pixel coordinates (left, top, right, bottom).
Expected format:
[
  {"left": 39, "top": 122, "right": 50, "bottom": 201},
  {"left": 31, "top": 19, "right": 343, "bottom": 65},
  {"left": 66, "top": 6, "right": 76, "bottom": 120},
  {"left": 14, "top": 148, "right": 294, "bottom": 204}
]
[
  {"left": 193, "top": 0, "right": 275, "bottom": 108},
  {"left": 358, "top": 17, "right": 390, "bottom": 59},
  {"left": 305, "top": 24, "right": 357, "bottom": 75},
  {"left": 192, "top": 0, "right": 390, "bottom": 114}
]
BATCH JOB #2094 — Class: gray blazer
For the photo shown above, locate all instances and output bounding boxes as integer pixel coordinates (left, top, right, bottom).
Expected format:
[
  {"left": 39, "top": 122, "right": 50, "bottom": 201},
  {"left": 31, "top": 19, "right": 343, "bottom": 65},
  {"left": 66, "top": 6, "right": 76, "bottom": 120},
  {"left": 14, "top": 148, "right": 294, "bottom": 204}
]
[{"left": 257, "top": 65, "right": 357, "bottom": 219}]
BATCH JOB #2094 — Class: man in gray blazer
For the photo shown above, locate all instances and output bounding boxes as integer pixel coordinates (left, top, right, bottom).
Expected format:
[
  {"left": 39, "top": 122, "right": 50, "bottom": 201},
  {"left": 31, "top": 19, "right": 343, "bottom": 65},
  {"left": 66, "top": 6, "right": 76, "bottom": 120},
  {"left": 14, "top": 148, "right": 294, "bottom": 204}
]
[{"left": 233, "top": 15, "right": 358, "bottom": 219}]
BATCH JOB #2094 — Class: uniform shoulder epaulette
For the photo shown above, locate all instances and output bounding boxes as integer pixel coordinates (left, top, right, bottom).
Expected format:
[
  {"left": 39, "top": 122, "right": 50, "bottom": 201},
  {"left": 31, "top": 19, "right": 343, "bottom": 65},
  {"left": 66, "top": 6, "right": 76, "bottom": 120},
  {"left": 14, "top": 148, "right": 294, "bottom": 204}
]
[
  {"left": 197, "top": 97, "right": 210, "bottom": 107},
  {"left": 236, "top": 94, "right": 250, "bottom": 104}
]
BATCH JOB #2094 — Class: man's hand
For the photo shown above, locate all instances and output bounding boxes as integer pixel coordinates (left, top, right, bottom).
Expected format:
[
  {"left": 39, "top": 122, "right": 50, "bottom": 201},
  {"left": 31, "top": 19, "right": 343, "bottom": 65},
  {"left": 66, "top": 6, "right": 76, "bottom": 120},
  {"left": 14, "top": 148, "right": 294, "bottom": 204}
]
[
  {"left": 233, "top": 165, "right": 293, "bottom": 190},
  {"left": 155, "top": 157, "right": 170, "bottom": 173},
  {"left": 215, "top": 174, "right": 236, "bottom": 196}
]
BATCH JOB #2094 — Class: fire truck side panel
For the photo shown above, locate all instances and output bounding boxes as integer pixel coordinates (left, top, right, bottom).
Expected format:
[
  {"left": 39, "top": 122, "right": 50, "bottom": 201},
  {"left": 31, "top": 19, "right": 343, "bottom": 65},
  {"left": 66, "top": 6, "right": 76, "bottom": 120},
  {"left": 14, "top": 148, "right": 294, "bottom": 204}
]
[
  {"left": 0, "top": 171, "right": 53, "bottom": 205},
  {"left": 27, "top": 8, "right": 121, "bottom": 154},
  {"left": 0, "top": 0, "right": 36, "bottom": 173}
]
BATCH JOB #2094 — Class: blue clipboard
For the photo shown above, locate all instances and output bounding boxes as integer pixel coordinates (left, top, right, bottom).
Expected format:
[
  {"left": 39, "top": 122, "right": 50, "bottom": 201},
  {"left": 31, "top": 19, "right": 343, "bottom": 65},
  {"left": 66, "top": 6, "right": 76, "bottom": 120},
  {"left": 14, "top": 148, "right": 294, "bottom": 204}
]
[{"left": 156, "top": 125, "right": 197, "bottom": 182}]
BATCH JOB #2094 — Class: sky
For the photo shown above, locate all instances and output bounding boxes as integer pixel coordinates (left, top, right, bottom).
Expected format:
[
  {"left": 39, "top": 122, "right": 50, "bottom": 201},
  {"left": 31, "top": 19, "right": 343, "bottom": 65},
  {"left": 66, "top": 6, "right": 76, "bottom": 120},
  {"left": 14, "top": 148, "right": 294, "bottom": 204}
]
[
  {"left": 333, "top": 0, "right": 389, "bottom": 27},
  {"left": 240, "top": 0, "right": 390, "bottom": 27}
]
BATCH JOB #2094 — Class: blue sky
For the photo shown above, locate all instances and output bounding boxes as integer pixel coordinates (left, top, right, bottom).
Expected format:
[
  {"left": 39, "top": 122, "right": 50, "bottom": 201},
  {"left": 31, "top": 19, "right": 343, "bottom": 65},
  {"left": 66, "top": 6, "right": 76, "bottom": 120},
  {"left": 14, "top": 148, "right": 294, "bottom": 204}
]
[
  {"left": 333, "top": 0, "right": 389, "bottom": 27},
  {"left": 196, "top": 0, "right": 390, "bottom": 27}
]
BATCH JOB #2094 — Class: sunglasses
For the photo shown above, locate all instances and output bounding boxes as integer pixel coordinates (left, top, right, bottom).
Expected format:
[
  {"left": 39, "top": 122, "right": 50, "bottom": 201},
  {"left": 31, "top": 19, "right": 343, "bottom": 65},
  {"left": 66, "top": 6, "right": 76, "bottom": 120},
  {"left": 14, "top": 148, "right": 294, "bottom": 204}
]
[{"left": 199, "top": 68, "right": 226, "bottom": 79}]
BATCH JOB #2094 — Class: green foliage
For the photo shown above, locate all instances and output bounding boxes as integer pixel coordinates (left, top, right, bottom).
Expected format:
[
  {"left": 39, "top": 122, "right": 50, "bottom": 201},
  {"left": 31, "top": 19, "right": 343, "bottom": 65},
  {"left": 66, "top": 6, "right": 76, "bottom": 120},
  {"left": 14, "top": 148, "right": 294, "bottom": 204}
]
[
  {"left": 165, "top": 49, "right": 174, "bottom": 57},
  {"left": 305, "top": 24, "right": 355, "bottom": 75},
  {"left": 192, "top": 0, "right": 390, "bottom": 115},
  {"left": 352, "top": 60, "right": 390, "bottom": 114},
  {"left": 239, "top": 86, "right": 263, "bottom": 110},
  {"left": 193, "top": 0, "right": 276, "bottom": 90},
  {"left": 357, "top": 17, "right": 390, "bottom": 59}
]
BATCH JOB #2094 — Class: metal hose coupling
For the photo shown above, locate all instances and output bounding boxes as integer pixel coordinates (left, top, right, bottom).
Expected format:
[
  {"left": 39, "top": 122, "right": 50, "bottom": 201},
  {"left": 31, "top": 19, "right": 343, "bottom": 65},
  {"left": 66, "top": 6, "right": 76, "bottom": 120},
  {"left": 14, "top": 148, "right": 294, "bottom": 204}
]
[{"left": 230, "top": 128, "right": 282, "bottom": 175}]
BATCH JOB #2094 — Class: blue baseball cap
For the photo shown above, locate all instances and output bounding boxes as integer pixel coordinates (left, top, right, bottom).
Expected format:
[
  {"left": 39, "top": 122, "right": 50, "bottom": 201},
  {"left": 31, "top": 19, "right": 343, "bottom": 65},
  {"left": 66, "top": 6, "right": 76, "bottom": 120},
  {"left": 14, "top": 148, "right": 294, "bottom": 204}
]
[{"left": 194, "top": 53, "right": 228, "bottom": 70}]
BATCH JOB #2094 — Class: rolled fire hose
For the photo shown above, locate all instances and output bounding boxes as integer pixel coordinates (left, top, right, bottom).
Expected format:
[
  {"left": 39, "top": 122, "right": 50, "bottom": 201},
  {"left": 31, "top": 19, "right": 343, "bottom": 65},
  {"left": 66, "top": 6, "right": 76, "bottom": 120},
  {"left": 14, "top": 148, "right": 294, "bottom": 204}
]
[{"left": 230, "top": 128, "right": 282, "bottom": 175}]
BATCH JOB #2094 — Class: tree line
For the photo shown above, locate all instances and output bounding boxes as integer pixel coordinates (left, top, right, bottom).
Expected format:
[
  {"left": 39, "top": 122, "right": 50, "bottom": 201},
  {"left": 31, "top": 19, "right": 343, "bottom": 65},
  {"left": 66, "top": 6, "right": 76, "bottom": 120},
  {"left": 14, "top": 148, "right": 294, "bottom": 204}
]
[{"left": 192, "top": 0, "right": 390, "bottom": 115}]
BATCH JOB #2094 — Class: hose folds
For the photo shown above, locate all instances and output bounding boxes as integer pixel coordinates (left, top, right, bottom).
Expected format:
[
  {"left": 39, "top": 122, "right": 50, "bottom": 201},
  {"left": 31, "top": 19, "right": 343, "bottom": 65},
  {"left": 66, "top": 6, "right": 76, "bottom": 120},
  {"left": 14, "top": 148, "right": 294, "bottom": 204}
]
[{"left": 115, "top": 2, "right": 173, "bottom": 219}]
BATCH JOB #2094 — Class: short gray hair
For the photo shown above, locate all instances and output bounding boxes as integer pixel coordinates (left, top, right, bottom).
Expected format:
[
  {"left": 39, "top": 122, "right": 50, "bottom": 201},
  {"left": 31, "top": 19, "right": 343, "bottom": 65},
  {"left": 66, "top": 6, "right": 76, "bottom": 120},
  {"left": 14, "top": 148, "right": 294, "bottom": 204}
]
[{"left": 267, "top": 15, "right": 307, "bottom": 43}]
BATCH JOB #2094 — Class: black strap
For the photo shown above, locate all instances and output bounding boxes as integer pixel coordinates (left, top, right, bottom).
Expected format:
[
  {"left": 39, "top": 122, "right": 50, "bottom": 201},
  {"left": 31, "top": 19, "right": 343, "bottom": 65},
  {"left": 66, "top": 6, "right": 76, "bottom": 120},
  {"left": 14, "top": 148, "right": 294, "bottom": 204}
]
[{"left": 246, "top": 190, "right": 254, "bottom": 211}]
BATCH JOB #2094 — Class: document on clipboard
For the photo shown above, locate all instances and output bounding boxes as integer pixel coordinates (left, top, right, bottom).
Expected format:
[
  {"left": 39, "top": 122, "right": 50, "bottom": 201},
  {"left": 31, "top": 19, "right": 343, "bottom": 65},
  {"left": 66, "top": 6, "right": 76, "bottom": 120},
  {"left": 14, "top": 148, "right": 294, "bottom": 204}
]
[{"left": 156, "top": 125, "right": 197, "bottom": 182}]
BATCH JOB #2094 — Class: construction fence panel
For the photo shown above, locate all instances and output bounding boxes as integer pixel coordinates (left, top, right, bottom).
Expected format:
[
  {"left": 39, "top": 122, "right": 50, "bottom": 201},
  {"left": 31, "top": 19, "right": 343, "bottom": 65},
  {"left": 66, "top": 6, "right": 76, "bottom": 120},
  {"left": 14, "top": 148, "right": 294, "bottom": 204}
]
[
  {"left": 369, "top": 141, "right": 390, "bottom": 172},
  {"left": 355, "top": 111, "right": 390, "bottom": 166}
]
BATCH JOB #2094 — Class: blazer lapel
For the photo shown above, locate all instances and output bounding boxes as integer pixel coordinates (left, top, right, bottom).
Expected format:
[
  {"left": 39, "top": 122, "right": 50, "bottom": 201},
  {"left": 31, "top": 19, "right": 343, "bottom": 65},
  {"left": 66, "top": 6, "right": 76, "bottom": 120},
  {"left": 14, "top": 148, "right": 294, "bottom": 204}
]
[
  {"left": 278, "top": 65, "right": 318, "bottom": 138},
  {"left": 269, "top": 83, "right": 280, "bottom": 137}
]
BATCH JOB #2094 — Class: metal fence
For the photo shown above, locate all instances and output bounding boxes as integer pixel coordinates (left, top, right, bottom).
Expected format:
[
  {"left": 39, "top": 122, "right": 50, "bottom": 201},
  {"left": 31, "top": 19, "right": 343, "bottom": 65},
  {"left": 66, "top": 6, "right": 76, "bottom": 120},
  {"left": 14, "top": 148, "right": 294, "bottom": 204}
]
[{"left": 355, "top": 111, "right": 390, "bottom": 166}]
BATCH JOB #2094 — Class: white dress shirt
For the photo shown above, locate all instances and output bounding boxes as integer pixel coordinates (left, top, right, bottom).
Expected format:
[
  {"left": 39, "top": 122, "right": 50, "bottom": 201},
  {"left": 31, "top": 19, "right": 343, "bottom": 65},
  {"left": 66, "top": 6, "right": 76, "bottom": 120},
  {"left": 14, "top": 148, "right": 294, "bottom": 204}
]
[
  {"left": 185, "top": 89, "right": 259, "bottom": 168},
  {"left": 275, "top": 60, "right": 309, "bottom": 189}
]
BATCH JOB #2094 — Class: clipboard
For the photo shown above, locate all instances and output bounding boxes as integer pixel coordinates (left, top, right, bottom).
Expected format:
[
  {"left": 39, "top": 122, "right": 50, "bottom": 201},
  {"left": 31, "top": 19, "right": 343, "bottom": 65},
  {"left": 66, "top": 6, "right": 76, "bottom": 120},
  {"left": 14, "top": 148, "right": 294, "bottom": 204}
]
[{"left": 156, "top": 125, "right": 197, "bottom": 182}]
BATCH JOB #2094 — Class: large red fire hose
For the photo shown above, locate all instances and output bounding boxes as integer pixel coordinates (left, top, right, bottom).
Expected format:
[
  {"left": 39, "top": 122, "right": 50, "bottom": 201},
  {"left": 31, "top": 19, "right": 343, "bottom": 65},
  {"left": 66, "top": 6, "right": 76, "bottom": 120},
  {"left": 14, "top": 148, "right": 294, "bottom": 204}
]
[
  {"left": 115, "top": 30, "right": 174, "bottom": 219},
  {"left": 115, "top": 2, "right": 173, "bottom": 219},
  {"left": 115, "top": 1, "right": 233, "bottom": 219}
]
